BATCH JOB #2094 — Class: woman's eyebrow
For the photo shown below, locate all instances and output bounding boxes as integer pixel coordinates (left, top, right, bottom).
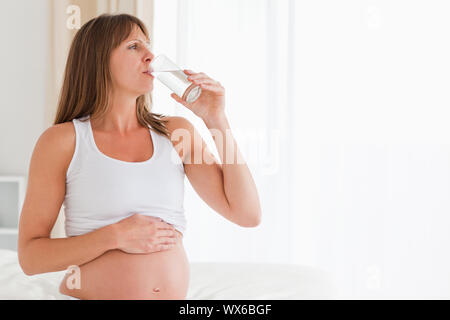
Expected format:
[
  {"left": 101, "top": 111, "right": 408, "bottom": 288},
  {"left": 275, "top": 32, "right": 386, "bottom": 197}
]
[{"left": 126, "top": 39, "right": 151, "bottom": 45}]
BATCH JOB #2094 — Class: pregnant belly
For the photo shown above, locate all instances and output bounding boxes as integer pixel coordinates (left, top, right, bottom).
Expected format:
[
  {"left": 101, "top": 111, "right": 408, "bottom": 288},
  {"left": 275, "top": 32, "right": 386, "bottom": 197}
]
[{"left": 59, "top": 231, "right": 189, "bottom": 300}]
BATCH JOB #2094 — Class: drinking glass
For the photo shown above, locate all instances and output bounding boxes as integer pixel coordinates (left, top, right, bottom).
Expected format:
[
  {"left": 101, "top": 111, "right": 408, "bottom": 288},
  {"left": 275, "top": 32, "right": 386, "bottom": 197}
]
[{"left": 149, "top": 54, "right": 202, "bottom": 103}]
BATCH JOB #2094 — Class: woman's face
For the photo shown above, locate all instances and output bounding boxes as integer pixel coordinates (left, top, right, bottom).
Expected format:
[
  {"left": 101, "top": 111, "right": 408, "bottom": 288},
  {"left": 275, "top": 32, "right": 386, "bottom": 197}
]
[{"left": 109, "top": 26, "right": 155, "bottom": 97}]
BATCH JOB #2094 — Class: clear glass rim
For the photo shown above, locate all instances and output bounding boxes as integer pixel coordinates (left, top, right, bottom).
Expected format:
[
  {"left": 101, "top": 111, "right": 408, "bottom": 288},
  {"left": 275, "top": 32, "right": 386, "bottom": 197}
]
[{"left": 150, "top": 54, "right": 181, "bottom": 73}]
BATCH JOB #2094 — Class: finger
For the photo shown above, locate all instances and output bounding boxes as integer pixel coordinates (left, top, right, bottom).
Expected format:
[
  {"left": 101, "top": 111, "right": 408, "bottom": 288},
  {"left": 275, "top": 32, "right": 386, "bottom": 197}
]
[
  {"left": 157, "top": 226, "right": 176, "bottom": 232},
  {"left": 157, "top": 223, "right": 176, "bottom": 231},
  {"left": 197, "top": 83, "right": 225, "bottom": 92},
  {"left": 190, "top": 78, "right": 218, "bottom": 86},
  {"left": 186, "top": 77, "right": 221, "bottom": 86},
  {"left": 157, "top": 244, "right": 176, "bottom": 251},
  {"left": 171, "top": 93, "right": 191, "bottom": 107},
  {"left": 158, "top": 229, "right": 177, "bottom": 237},
  {"left": 187, "top": 74, "right": 212, "bottom": 81},
  {"left": 158, "top": 236, "right": 178, "bottom": 244},
  {"left": 170, "top": 93, "right": 182, "bottom": 101},
  {"left": 150, "top": 244, "right": 172, "bottom": 253}
]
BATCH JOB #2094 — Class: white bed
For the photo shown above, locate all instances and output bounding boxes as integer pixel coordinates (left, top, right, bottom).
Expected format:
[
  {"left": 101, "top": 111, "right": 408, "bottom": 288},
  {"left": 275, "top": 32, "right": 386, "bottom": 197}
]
[{"left": 0, "top": 249, "right": 336, "bottom": 300}]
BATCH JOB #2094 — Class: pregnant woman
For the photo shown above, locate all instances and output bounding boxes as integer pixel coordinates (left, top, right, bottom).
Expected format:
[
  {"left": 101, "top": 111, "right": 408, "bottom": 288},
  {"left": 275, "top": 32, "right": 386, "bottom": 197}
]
[{"left": 17, "top": 13, "right": 261, "bottom": 300}]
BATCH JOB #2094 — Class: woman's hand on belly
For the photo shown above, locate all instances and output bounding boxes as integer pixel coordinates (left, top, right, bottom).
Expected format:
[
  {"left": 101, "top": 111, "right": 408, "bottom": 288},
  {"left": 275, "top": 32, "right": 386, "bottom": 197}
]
[{"left": 112, "top": 214, "right": 179, "bottom": 254}]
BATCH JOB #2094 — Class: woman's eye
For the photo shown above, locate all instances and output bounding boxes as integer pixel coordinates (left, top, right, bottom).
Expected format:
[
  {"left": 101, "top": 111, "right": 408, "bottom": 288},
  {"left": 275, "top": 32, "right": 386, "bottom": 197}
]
[{"left": 129, "top": 44, "right": 137, "bottom": 49}]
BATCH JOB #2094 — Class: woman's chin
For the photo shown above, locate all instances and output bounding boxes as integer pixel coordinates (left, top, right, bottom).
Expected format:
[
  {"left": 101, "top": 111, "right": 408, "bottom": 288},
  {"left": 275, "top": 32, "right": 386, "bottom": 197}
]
[{"left": 137, "top": 87, "right": 153, "bottom": 95}]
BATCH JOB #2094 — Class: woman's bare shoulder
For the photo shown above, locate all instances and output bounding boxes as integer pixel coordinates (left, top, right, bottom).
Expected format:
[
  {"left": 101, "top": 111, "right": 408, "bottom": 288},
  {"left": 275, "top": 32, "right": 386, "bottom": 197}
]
[
  {"left": 163, "top": 116, "right": 194, "bottom": 135},
  {"left": 38, "top": 121, "right": 76, "bottom": 172},
  {"left": 46, "top": 121, "right": 75, "bottom": 147},
  {"left": 162, "top": 116, "right": 196, "bottom": 163}
]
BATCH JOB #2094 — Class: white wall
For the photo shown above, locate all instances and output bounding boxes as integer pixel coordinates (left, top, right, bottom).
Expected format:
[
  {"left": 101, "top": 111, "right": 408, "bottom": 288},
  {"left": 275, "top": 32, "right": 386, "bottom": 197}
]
[
  {"left": 292, "top": 0, "right": 450, "bottom": 298},
  {"left": 0, "top": 0, "right": 49, "bottom": 177}
]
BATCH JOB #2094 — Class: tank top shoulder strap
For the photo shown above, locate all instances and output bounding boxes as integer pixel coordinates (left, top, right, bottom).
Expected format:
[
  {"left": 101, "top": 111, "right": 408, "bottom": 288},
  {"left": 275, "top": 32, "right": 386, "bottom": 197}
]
[
  {"left": 66, "top": 115, "right": 93, "bottom": 180},
  {"left": 72, "top": 115, "right": 97, "bottom": 152}
]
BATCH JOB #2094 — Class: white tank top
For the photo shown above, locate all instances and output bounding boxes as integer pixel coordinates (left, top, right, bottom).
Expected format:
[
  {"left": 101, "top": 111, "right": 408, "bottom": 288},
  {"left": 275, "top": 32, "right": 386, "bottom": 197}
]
[{"left": 63, "top": 115, "right": 187, "bottom": 237}]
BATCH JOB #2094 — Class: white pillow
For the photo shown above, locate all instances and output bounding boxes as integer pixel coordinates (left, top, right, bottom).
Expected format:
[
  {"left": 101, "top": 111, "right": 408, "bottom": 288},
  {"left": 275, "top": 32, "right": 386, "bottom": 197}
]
[{"left": 186, "top": 262, "right": 336, "bottom": 299}]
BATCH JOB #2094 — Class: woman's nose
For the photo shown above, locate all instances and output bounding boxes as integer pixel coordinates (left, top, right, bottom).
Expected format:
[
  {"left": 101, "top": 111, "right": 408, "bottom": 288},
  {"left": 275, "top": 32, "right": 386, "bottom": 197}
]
[
  {"left": 145, "top": 54, "right": 154, "bottom": 65},
  {"left": 144, "top": 49, "right": 154, "bottom": 62}
]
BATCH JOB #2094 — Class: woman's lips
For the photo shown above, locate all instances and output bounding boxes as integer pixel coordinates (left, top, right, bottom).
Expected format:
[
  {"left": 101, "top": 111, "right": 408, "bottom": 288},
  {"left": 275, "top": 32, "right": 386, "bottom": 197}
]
[{"left": 142, "top": 71, "right": 154, "bottom": 78}]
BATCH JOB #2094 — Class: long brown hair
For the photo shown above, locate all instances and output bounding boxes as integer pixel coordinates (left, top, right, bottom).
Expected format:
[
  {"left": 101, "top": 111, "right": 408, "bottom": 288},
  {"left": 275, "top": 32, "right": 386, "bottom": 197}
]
[{"left": 53, "top": 13, "right": 169, "bottom": 137}]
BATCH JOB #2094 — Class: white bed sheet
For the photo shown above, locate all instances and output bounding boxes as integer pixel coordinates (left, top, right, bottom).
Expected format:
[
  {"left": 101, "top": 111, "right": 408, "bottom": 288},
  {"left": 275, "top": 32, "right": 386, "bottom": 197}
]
[{"left": 0, "top": 249, "right": 336, "bottom": 300}]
